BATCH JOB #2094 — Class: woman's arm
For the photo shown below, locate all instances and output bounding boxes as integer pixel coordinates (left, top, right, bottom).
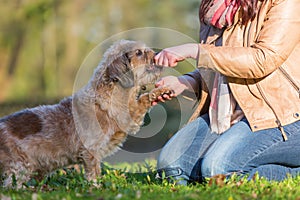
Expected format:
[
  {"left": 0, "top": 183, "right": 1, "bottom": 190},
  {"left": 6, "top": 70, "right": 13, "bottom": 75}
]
[
  {"left": 154, "top": 43, "right": 199, "bottom": 67},
  {"left": 153, "top": 44, "right": 200, "bottom": 105}
]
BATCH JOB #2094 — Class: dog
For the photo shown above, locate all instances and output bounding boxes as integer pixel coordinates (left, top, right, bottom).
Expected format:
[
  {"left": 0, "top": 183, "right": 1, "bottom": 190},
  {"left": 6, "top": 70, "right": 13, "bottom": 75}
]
[{"left": 0, "top": 40, "right": 172, "bottom": 187}]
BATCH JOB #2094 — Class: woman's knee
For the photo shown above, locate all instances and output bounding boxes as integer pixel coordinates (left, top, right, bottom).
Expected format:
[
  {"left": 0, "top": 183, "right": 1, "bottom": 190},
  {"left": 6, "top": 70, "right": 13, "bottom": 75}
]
[
  {"left": 156, "top": 114, "right": 214, "bottom": 184},
  {"left": 157, "top": 116, "right": 208, "bottom": 169}
]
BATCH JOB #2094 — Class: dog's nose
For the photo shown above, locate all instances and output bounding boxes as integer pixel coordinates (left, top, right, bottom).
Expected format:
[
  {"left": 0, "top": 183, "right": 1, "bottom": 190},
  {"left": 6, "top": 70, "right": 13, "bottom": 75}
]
[{"left": 144, "top": 48, "right": 156, "bottom": 64}]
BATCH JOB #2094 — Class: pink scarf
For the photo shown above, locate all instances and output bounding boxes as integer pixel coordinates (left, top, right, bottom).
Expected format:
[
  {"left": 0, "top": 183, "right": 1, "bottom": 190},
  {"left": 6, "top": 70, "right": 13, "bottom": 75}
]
[
  {"left": 204, "top": 0, "right": 240, "bottom": 29},
  {"left": 204, "top": 0, "right": 243, "bottom": 133}
]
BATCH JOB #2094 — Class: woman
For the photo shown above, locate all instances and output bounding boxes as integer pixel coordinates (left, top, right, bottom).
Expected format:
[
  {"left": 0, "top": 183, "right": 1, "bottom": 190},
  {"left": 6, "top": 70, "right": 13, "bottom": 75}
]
[{"left": 154, "top": 0, "right": 300, "bottom": 185}]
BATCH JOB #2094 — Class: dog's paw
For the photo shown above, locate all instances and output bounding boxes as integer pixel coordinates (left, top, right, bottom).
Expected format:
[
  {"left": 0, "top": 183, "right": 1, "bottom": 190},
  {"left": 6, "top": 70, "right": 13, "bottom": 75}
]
[{"left": 149, "top": 87, "right": 174, "bottom": 102}]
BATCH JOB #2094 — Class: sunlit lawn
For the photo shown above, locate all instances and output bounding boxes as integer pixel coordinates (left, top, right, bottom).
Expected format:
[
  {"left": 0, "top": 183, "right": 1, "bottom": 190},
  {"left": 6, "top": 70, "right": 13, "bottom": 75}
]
[{"left": 1, "top": 160, "right": 300, "bottom": 200}]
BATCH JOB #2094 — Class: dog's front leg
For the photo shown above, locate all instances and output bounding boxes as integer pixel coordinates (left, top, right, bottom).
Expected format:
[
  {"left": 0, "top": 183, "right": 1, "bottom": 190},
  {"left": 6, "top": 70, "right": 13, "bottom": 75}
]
[
  {"left": 129, "top": 87, "right": 173, "bottom": 124},
  {"left": 81, "top": 150, "right": 101, "bottom": 184}
]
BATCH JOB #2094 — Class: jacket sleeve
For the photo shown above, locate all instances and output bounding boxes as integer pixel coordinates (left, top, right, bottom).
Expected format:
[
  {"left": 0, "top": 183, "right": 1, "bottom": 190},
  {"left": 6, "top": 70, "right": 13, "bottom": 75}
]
[
  {"left": 183, "top": 70, "right": 211, "bottom": 121},
  {"left": 197, "top": 0, "right": 300, "bottom": 79},
  {"left": 183, "top": 70, "right": 203, "bottom": 99}
]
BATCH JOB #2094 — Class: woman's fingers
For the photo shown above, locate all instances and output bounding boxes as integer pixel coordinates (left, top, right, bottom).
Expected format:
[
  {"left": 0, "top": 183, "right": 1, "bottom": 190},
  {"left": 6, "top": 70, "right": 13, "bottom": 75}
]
[
  {"left": 154, "top": 49, "right": 179, "bottom": 67},
  {"left": 151, "top": 93, "right": 173, "bottom": 106}
]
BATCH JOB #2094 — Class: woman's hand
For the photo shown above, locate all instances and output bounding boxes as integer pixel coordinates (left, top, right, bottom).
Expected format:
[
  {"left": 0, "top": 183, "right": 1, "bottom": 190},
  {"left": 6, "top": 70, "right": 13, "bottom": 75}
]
[
  {"left": 154, "top": 43, "right": 199, "bottom": 67},
  {"left": 151, "top": 76, "right": 188, "bottom": 106},
  {"left": 152, "top": 43, "right": 199, "bottom": 105}
]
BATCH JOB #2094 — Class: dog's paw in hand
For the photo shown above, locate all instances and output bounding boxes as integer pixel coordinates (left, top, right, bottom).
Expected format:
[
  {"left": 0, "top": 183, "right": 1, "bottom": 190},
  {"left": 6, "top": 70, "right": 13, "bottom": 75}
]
[{"left": 149, "top": 87, "right": 175, "bottom": 103}]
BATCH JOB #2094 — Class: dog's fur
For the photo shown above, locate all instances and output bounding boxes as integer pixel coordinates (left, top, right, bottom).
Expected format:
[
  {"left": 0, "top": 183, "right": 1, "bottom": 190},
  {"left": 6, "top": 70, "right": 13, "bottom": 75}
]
[{"left": 0, "top": 40, "right": 172, "bottom": 187}]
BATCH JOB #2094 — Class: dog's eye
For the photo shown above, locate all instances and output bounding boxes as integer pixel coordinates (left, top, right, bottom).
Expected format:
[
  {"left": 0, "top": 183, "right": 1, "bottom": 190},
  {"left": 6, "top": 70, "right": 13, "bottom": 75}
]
[
  {"left": 135, "top": 49, "right": 143, "bottom": 56},
  {"left": 141, "top": 85, "right": 147, "bottom": 90}
]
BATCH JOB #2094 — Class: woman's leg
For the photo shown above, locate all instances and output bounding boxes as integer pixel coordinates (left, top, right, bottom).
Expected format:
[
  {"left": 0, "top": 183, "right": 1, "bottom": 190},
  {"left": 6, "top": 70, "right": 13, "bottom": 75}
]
[
  {"left": 157, "top": 114, "right": 219, "bottom": 185},
  {"left": 201, "top": 118, "right": 300, "bottom": 181}
]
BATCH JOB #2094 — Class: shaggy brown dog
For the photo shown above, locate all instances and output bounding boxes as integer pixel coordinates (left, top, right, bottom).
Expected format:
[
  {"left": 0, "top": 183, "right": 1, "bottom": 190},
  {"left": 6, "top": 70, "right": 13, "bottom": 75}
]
[{"left": 0, "top": 40, "right": 172, "bottom": 187}]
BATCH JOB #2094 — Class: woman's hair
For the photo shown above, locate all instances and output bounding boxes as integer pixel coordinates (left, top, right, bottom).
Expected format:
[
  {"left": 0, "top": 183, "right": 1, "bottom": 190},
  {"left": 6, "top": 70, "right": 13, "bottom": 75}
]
[{"left": 199, "top": 0, "right": 259, "bottom": 25}]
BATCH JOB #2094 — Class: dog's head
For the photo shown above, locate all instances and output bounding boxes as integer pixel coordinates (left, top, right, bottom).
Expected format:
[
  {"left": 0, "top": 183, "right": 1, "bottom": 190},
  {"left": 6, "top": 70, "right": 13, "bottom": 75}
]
[{"left": 97, "top": 40, "right": 162, "bottom": 88}]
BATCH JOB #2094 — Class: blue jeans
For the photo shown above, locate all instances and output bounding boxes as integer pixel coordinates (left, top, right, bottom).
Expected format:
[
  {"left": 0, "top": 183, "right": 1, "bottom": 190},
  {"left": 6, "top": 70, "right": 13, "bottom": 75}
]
[{"left": 157, "top": 114, "right": 300, "bottom": 185}]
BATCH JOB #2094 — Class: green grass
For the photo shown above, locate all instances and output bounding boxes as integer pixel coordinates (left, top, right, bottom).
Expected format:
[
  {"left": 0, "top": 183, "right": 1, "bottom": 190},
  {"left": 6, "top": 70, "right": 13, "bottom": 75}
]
[{"left": 1, "top": 161, "right": 300, "bottom": 200}]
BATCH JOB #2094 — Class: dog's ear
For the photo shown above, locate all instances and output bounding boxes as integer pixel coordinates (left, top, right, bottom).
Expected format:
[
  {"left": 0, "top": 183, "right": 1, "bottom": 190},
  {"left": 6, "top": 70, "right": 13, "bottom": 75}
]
[{"left": 107, "top": 53, "right": 134, "bottom": 88}]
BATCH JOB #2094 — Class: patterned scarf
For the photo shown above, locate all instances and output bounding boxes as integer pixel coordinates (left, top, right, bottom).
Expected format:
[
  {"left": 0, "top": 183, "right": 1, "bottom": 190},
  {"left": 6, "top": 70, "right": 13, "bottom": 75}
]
[
  {"left": 204, "top": 0, "right": 240, "bottom": 29},
  {"left": 204, "top": 0, "right": 243, "bottom": 134}
]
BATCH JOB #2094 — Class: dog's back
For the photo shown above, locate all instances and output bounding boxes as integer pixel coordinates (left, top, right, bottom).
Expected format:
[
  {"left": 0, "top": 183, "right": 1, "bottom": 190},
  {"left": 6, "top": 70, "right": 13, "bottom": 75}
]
[{"left": 0, "top": 97, "right": 80, "bottom": 185}]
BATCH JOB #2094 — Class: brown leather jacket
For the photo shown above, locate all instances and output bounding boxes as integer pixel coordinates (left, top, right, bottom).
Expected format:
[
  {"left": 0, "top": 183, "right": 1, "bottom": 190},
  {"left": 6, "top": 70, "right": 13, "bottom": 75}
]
[{"left": 188, "top": 0, "right": 300, "bottom": 138}]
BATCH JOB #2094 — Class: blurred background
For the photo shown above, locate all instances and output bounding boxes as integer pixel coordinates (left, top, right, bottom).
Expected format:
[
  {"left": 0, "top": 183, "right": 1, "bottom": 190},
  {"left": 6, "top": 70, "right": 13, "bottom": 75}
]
[
  {"left": 0, "top": 0, "right": 200, "bottom": 104},
  {"left": 0, "top": 0, "right": 201, "bottom": 164}
]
